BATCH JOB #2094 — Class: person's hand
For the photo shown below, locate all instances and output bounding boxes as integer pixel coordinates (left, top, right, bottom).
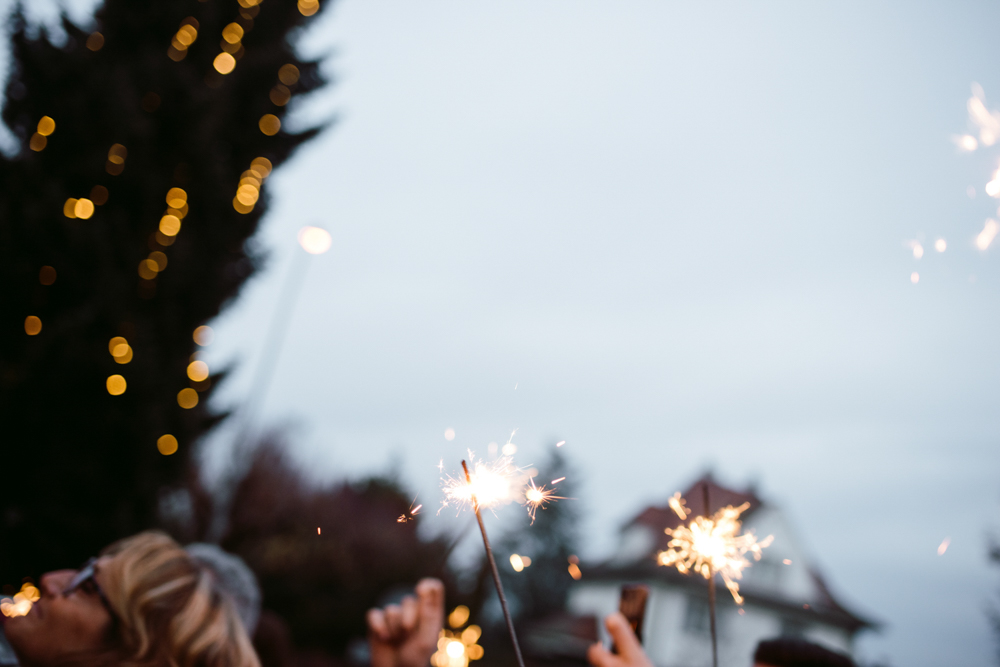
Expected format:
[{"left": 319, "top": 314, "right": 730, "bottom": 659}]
[
  {"left": 367, "top": 578, "right": 445, "bottom": 667},
  {"left": 587, "top": 612, "right": 654, "bottom": 667}
]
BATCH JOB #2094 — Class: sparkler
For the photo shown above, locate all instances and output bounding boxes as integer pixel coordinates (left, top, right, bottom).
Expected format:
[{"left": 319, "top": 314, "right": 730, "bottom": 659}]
[
  {"left": 455, "top": 459, "right": 526, "bottom": 667},
  {"left": 656, "top": 485, "right": 773, "bottom": 667}
]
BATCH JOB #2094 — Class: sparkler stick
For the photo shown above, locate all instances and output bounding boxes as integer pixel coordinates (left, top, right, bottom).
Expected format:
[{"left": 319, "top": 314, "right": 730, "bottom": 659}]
[
  {"left": 702, "top": 483, "right": 718, "bottom": 667},
  {"left": 461, "top": 460, "right": 526, "bottom": 667}
]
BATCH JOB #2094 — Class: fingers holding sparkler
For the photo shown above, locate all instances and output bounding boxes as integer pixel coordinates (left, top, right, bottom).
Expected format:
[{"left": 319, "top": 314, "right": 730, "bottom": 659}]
[
  {"left": 586, "top": 613, "right": 653, "bottom": 667},
  {"left": 368, "top": 578, "right": 444, "bottom": 667}
]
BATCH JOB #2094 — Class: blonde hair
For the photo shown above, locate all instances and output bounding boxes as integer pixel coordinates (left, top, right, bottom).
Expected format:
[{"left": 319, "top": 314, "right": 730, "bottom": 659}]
[{"left": 97, "top": 531, "right": 261, "bottom": 667}]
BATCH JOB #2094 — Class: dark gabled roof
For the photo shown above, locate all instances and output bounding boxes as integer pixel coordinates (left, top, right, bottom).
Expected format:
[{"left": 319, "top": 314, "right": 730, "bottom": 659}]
[{"left": 627, "top": 473, "right": 763, "bottom": 553}]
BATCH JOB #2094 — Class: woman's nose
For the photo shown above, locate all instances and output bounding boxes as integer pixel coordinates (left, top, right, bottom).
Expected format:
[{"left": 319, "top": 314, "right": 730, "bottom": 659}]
[{"left": 40, "top": 569, "right": 75, "bottom": 596}]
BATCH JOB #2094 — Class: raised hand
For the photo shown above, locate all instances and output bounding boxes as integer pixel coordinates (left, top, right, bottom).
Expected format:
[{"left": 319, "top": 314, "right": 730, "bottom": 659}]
[
  {"left": 587, "top": 612, "right": 655, "bottom": 667},
  {"left": 367, "top": 578, "right": 445, "bottom": 667}
]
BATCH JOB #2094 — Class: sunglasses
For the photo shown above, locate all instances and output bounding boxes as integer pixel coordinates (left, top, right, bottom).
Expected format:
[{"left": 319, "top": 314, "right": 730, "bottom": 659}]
[{"left": 63, "top": 557, "right": 116, "bottom": 621}]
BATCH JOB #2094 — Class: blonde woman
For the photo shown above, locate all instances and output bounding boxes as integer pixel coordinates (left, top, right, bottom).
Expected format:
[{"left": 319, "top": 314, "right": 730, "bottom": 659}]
[{"left": 2, "top": 531, "right": 443, "bottom": 667}]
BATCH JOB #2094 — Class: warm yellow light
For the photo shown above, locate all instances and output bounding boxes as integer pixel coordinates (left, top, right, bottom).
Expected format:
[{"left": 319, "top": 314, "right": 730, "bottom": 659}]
[
  {"left": 114, "top": 347, "right": 133, "bottom": 364},
  {"left": 298, "top": 0, "right": 319, "bottom": 16},
  {"left": 166, "top": 187, "right": 187, "bottom": 208},
  {"left": 107, "top": 374, "right": 127, "bottom": 395},
  {"left": 74, "top": 198, "right": 95, "bottom": 219},
  {"left": 193, "top": 325, "right": 214, "bottom": 346},
  {"left": 278, "top": 63, "right": 300, "bottom": 85},
  {"left": 29, "top": 133, "right": 46, "bottom": 151},
  {"left": 509, "top": 554, "right": 524, "bottom": 572},
  {"left": 270, "top": 85, "right": 291, "bottom": 106},
  {"left": 446, "top": 641, "right": 465, "bottom": 659},
  {"left": 233, "top": 197, "right": 254, "bottom": 214},
  {"left": 187, "top": 360, "right": 209, "bottom": 382},
  {"left": 214, "top": 52, "right": 236, "bottom": 74},
  {"left": 460, "top": 626, "right": 481, "bottom": 645},
  {"left": 138, "top": 259, "right": 158, "bottom": 280},
  {"left": 39, "top": 266, "right": 56, "bottom": 285},
  {"left": 108, "top": 336, "right": 127, "bottom": 355},
  {"left": 259, "top": 114, "right": 281, "bottom": 136},
  {"left": 236, "top": 184, "right": 260, "bottom": 205},
  {"left": 148, "top": 251, "right": 168, "bottom": 272},
  {"left": 159, "top": 214, "right": 181, "bottom": 236},
  {"left": 297, "top": 226, "right": 332, "bottom": 254},
  {"left": 448, "top": 606, "right": 470, "bottom": 629},
  {"left": 86, "top": 32, "right": 104, "bottom": 51},
  {"left": 177, "top": 388, "right": 199, "bottom": 409},
  {"left": 157, "top": 434, "right": 179, "bottom": 456},
  {"left": 63, "top": 198, "right": 78, "bottom": 218},
  {"left": 251, "top": 157, "right": 273, "bottom": 177},
  {"left": 24, "top": 316, "right": 42, "bottom": 336},
  {"left": 107, "top": 143, "right": 127, "bottom": 164},
  {"left": 175, "top": 24, "right": 198, "bottom": 46},
  {"left": 222, "top": 22, "right": 244, "bottom": 43},
  {"left": 37, "top": 116, "right": 56, "bottom": 136}
]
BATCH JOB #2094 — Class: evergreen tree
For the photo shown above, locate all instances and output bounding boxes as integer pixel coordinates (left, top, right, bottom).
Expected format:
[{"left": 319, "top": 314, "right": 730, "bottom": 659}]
[
  {"left": 499, "top": 446, "right": 580, "bottom": 622},
  {"left": 0, "top": 0, "right": 328, "bottom": 583}
]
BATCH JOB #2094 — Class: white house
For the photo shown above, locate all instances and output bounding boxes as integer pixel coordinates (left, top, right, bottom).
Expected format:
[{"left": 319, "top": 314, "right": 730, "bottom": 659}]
[{"left": 565, "top": 475, "right": 875, "bottom": 667}]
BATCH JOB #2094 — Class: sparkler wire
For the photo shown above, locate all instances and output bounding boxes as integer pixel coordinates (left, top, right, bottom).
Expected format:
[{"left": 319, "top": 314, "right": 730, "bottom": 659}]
[
  {"left": 462, "top": 460, "right": 526, "bottom": 667},
  {"left": 703, "top": 483, "right": 718, "bottom": 667}
]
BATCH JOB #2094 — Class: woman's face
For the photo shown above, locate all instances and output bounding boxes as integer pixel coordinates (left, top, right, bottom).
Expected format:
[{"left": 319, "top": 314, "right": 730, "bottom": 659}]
[{"left": 4, "top": 556, "right": 116, "bottom": 666}]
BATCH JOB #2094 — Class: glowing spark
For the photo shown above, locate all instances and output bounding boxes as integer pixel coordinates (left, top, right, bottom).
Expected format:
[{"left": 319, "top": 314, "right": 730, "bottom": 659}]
[
  {"left": 976, "top": 219, "right": 999, "bottom": 249},
  {"left": 906, "top": 240, "right": 924, "bottom": 259},
  {"left": 523, "top": 477, "right": 564, "bottom": 524},
  {"left": 938, "top": 537, "right": 950, "bottom": 555},
  {"left": 656, "top": 497, "right": 773, "bottom": 605},
  {"left": 398, "top": 498, "right": 424, "bottom": 523},
  {"left": 441, "top": 454, "right": 519, "bottom": 514},
  {"left": 935, "top": 238, "right": 947, "bottom": 252},
  {"left": 438, "top": 459, "right": 445, "bottom": 472},
  {"left": 911, "top": 272, "right": 920, "bottom": 284},
  {"left": 556, "top": 440, "right": 566, "bottom": 447},
  {"left": 445, "top": 428, "right": 456, "bottom": 441},
  {"left": 317, "top": 527, "right": 321, "bottom": 535},
  {"left": 668, "top": 491, "right": 690, "bottom": 520},
  {"left": 551, "top": 477, "right": 566, "bottom": 484},
  {"left": 783, "top": 559, "right": 792, "bottom": 565}
]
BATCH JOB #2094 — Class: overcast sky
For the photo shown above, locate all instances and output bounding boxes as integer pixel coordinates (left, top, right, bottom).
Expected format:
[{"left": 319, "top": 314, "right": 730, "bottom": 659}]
[{"left": 8, "top": 1, "right": 1000, "bottom": 665}]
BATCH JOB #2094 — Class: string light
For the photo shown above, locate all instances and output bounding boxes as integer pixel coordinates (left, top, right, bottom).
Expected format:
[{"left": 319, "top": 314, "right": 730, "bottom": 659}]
[
  {"left": 168, "top": 18, "right": 199, "bottom": 62},
  {"left": 157, "top": 434, "right": 178, "bottom": 456}
]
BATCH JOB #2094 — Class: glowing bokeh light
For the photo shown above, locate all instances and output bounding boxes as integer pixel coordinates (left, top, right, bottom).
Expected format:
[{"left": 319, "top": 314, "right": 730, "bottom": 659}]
[
  {"left": 935, "top": 238, "right": 947, "bottom": 252},
  {"left": 444, "top": 428, "right": 456, "bottom": 441},
  {"left": 910, "top": 272, "right": 919, "bottom": 284},
  {"left": 298, "top": 226, "right": 332, "bottom": 254},
  {"left": 177, "top": 388, "right": 199, "bottom": 409},
  {"left": 214, "top": 52, "right": 236, "bottom": 74},
  {"left": 24, "top": 316, "right": 41, "bottom": 336},
  {"left": 187, "top": 360, "right": 209, "bottom": 382},
  {"left": 157, "top": 434, "right": 179, "bottom": 456},
  {"left": 976, "top": 219, "right": 999, "bottom": 250},
  {"left": 107, "top": 374, "right": 127, "bottom": 395},
  {"left": 193, "top": 326, "right": 214, "bottom": 346},
  {"left": 36, "top": 116, "right": 55, "bottom": 136},
  {"left": 259, "top": 114, "right": 281, "bottom": 136}
]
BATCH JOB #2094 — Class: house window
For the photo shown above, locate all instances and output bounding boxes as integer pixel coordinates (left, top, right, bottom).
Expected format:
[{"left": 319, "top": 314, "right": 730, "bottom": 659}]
[{"left": 683, "top": 595, "right": 711, "bottom": 635}]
